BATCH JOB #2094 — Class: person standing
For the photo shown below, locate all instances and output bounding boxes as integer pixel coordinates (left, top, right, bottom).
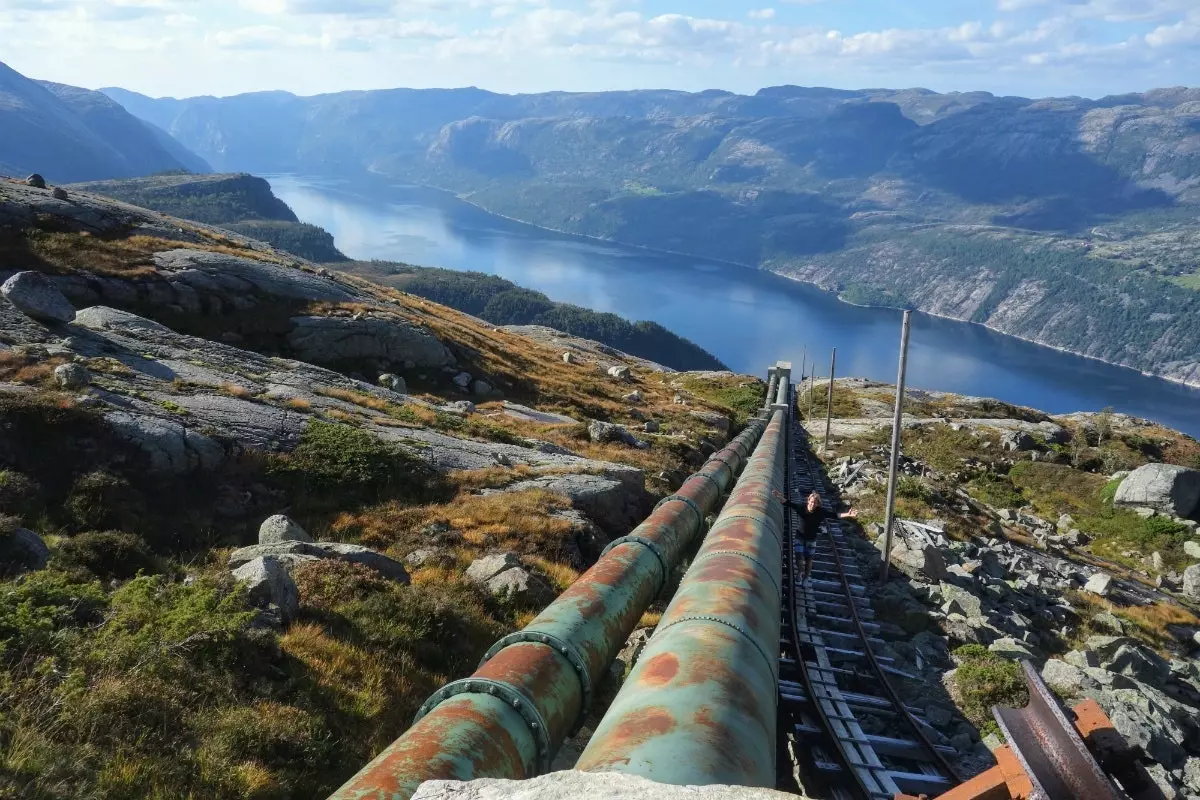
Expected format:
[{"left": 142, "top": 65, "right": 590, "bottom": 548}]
[{"left": 772, "top": 489, "right": 857, "bottom": 586}]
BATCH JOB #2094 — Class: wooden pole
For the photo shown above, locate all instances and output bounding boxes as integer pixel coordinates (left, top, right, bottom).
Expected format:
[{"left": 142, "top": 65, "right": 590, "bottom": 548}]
[
  {"left": 808, "top": 371, "right": 815, "bottom": 421},
  {"left": 822, "top": 348, "right": 836, "bottom": 454},
  {"left": 880, "top": 311, "right": 913, "bottom": 582}
]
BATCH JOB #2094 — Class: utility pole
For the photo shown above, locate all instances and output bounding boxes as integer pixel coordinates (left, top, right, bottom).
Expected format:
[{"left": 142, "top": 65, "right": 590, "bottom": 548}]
[
  {"left": 880, "top": 311, "right": 913, "bottom": 582},
  {"left": 822, "top": 348, "right": 837, "bottom": 454},
  {"left": 808, "top": 371, "right": 815, "bottom": 421}
]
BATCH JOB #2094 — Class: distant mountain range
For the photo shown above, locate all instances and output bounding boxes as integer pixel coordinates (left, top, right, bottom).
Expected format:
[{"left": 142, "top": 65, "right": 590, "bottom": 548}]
[
  {"left": 0, "top": 61, "right": 208, "bottom": 182},
  {"left": 99, "top": 81, "right": 1200, "bottom": 388}
]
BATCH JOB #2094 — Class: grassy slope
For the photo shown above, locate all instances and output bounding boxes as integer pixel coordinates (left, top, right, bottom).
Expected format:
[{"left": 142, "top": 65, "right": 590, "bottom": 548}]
[{"left": 0, "top": 195, "right": 764, "bottom": 798}]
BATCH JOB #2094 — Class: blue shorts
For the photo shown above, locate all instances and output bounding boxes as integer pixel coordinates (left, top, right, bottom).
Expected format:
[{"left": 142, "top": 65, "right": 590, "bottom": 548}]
[{"left": 799, "top": 538, "right": 817, "bottom": 559}]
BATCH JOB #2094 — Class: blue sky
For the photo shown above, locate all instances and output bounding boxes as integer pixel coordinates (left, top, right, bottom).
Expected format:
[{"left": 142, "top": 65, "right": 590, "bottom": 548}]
[{"left": 1, "top": 0, "right": 1198, "bottom": 99}]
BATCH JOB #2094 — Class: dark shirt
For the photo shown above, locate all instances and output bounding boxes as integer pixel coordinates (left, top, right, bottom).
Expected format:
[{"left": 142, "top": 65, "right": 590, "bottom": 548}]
[{"left": 784, "top": 500, "right": 828, "bottom": 541}]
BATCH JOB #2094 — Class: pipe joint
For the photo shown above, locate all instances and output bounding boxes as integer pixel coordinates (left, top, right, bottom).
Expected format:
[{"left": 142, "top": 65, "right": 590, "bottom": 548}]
[
  {"left": 479, "top": 632, "right": 593, "bottom": 735},
  {"left": 414, "top": 677, "right": 552, "bottom": 775},
  {"left": 602, "top": 534, "right": 669, "bottom": 593}
]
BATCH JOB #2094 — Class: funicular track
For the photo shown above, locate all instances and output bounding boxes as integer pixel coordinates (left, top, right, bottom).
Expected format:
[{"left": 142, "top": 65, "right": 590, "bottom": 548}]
[{"left": 779, "top": 385, "right": 960, "bottom": 800}]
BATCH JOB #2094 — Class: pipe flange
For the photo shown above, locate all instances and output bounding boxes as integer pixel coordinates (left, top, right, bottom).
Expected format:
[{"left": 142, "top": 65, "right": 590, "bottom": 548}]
[
  {"left": 653, "top": 493, "right": 705, "bottom": 526},
  {"left": 414, "top": 677, "right": 553, "bottom": 775},
  {"left": 603, "top": 534, "right": 670, "bottom": 592},
  {"left": 691, "top": 549, "right": 781, "bottom": 597},
  {"left": 480, "top": 632, "right": 594, "bottom": 736},
  {"left": 691, "top": 469, "right": 727, "bottom": 499},
  {"left": 655, "top": 614, "right": 776, "bottom": 676}
]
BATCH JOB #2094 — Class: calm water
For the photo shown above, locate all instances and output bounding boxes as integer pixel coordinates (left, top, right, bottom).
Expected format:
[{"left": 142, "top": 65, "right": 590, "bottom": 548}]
[{"left": 267, "top": 175, "right": 1200, "bottom": 438}]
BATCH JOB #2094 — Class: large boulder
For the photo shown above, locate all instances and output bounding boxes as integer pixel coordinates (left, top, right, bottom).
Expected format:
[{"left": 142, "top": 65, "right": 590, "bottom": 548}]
[
  {"left": 465, "top": 553, "right": 554, "bottom": 607},
  {"left": 1, "top": 271, "right": 76, "bottom": 323},
  {"left": 287, "top": 315, "right": 455, "bottom": 369},
  {"left": 506, "top": 472, "right": 647, "bottom": 538},
  {"left": 1041, "top": 659, "right": 1092, "bottom": 698},
  {"left": 465, "top": 552, "right": 523, "bottom": 584},
  {"left": 258, "top": 514, "right": 312, "bottom": 545},
  {"left": 103, "top": 410, "right": 226, "bottom": 474},
  {"left": 1114, "top": 464, "right": 1200, "bottom": 519},
  {"left": 588, "top": 421, "right": 647, "bottom": 449},
  {"left": 1084, "top": 572, "right": 1114, "bottom": 597},
  {"left": 232, "top": 556, "right": 299, "bottom": 622},
  {"left": 1182, "top": 564, "right": 1200, "bottom": 601},
  {"left": 939, "top": 584, "right": 983, "bottom": 619},
  {"left": 1, "top": 527, "right": 51, "bottom": 574},
  {"left": 74, "top": 305, "right": 171, "bottom": 334},
  {"left": 889, "top": 540, "right": 949, "bottom": 583},
  {"left": 53, "top": 363, "right": 90, "bottom": 390}
]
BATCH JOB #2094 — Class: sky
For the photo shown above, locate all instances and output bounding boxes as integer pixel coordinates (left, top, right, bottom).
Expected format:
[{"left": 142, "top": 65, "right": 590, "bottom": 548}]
[{"left": 1, "top": 0, "right": 1198, "bottom": 99}]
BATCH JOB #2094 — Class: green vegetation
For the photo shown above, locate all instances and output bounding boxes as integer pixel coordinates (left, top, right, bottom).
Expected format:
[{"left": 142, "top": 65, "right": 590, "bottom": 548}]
[
  {"left": 907, "top": 426, "right": 999, "bottom": 473},
  {"left": 269, "top": 420, "right": 442, "bottom": 513},
  {"left": 1008, "top": 461, "right": 1193, "bottom": 570},
  {"left": 224, "top": 220, "right": 347, "bottom": 263},
  {"left": 800, "top": 383, "right": 862, "bottom": 420},
  {"left": 677, "top": 375, "right": 764, "bottom": 426},
  {"left": 952, "top": 644, "right": 1028, "bottom": 735},
  {"left": 968, "top": 473, "right": 1026, "bottom": 509},
  {"left": 344, "top": 262, "right": 727, "bottom": 372}
]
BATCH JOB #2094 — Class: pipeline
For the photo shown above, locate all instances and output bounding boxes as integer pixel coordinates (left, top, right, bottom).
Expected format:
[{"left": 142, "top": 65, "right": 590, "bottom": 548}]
[
  {"left": 328, "top": 413, "right": 771, "bottom": 800},
  {"left": 574, "top": 406, "right": 787, "bottom": 786}
]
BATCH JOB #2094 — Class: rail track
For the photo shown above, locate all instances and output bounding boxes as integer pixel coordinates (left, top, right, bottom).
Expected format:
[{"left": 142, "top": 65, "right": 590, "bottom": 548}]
[{"left": 778, "top": 385, "right": 961, "bottom": 800}]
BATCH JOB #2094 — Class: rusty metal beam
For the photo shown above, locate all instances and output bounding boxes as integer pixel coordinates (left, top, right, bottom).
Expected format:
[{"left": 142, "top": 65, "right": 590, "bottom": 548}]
[
  {"left": 327, "top": 407, "right": 771, "bottom": 800},
  {"left": 574, "top": 408, "right": 787, "bottom": 786}
]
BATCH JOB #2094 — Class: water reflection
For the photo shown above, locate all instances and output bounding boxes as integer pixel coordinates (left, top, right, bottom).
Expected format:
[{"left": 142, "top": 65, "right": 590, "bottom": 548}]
[{"left": 268, "top": 174, "right": 1200, "bottom": 437}]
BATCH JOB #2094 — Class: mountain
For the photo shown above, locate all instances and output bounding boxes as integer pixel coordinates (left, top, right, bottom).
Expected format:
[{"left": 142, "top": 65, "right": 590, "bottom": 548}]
[
  {"left": 102, "top": 83, "right": 1200, "bottom": 388},
  {"left": 0, "top": 61, "right": 209, "bottom": 182}
]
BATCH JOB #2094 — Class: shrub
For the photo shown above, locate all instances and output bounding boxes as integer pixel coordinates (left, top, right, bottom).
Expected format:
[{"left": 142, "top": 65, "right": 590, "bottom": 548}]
[
  {"left": 0, "top": 469, "right": 42, "bottom": 517},
  {"left": 293, "top": 560, "right": 389, "bottom": 613},
  {"left": 65, "top": 471, "right": 143, "bottom": 532},
  {"left": 0, "top": 570, "right": 107, "bottom": 662},
  {"left": 952, "top": 644, "right": 1028, "bottom": 734},
  {"left": 198, "top": 701, "right": 334, "bottom": 770},
  {"left": 56, "top": 530, "right": 158, "bottom": 580},
  {"left": 269, "top": 420, "right": 438, "bottom": 511},
  {"left": 969, "top": 473, "right": 1025, "bottom": 509}
]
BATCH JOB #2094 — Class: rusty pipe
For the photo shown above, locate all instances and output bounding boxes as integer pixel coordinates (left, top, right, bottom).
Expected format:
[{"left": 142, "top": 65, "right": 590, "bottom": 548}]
[
  {"left": 574, "top": 407, "right": 787, "bottom": 786},
  {"left": 327, "top": 413, "right": 770, "bottom": 800}
]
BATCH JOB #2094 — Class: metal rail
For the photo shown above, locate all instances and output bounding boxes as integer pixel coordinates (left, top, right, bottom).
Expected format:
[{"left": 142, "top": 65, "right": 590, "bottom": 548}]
[{"left": 780, "top": 390, "right": 959, "bottom": 800}]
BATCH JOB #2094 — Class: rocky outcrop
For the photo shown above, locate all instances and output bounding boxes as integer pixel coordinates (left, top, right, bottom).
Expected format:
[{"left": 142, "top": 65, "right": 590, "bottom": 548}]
[
  {"left": 1115, "top": 464, "right": 1200, "bottom": 519},
  {"left": 588, "top": 420, "right": 647, "bottom": 449},
  {"left": 229, "top": 540, "right": 410, "bottom": 584},
  {"left": 286, "top": 315, "right": 456, "bottom": 369},
  {"left": 507, "top": 472, "right": 647, "bottom": 537},
  {"left": 1, "top": 271, "right": 75, "bottom": 323},
  {"left": 103, "top": 409, "right": 227, "bottom": 474}
]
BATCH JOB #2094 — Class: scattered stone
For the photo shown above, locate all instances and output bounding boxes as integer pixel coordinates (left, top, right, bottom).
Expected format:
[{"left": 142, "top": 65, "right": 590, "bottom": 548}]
[
  {"left": 232, "top": 556, "right": 299, "bottom": 623},
  {"left": 1091, "top": 611, "right": 1124, "bottom": 635},
  {"left": 445, "top": 400, "right": 476, "bottom": 414},
  {"left": 888, "top": 540, "right": 949, "bottom": 583},
  {"left": 378, "top": 373, "right": 407, "bottom": 394},
  {"left": 25, "top": 174, "right": 46, "bottom": 189},
  {"left": 925, "top": 703, "right": 953, "bottom": 728},
  {"left": 988, "top": 637, "right": 1035, "bottom": 660},
  {"left": 51, "top": 187, "right": 68, "bottom": 201},
  {"left": 53, "top": 362, "right": 90, "bottom": 389},
  {"left": 1001, "top": 431, "right": 1036, "bottom": 452},
  {"left": 1084, "top": 572, "right": 1114, "bottom": 597},
  {"left": 623, "top": 390, "right": 643, "bottom": 404},
  {"left": 473, "top": 379, "right": 494, "bottom": 396},
  {"left": 1057, "top": 514, "right": 1075, "bottom": 531},
  {"left": 1114, "top": 463, "right": 1200, "bottom": 519},
  {"left": 1, "top": 271, "right": 76, "bottom": 323},
  {"left": 1143, "top": 762, "right": 1181, "bottom": 800},
  {"left": 940, "top": 584, "right": 983, "bottom": 619},
  {"left": 258, "top": 514, "right": 312, "bottom": 545},
  {"left": 1064, "top": 649, "right": 1100, "bottom": 669},
  {"left": 644, "top": 420, "right": 660, "bottom": 434},
  {"left": 587, "top": 420, "right": 646, "bottom": 449},
  {"left": 453, "top": 372, "right": 473, "bottom": 390},
  {"left": 483, "top": 566, "right": 555, "bottom": 607},
  {"left": 1184, "top": 541, "right": 1200, "bottom": 559},
  {"left": 561, "top": 352, "right": 576, "bottom": 364},
  {"left": 466, "top": 552, "right": 523, "bottom": 584},
  {"left": 607, "top": 365, "right": 631, "bottom": 381}
]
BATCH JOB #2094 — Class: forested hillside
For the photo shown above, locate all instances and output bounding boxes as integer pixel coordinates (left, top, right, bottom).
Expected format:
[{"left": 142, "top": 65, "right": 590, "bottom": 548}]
[
  {"left": 341, "top": 262, "right": 727, "bottom": 372},
  {"left": 68, "top": 173, "right": 347, "bottom": 263}
]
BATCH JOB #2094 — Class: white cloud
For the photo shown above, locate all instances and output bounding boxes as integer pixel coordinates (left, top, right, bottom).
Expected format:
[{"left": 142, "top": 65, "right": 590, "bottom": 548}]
[{"left": 749, "top": 8, "right": 775, "bottom": 20}]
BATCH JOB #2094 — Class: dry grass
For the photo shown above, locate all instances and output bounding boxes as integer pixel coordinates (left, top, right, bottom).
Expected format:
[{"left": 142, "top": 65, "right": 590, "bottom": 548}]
[
  {"left": 0, "top": 353, "right": 69, "bottom": 387},
  {"left": 286, "top": 398, "right": 312, "bottom": 411},
  {"left": 527, "top": 556, "right": 580, "bottom": 592},
  {"left": 639, "top": 610, "right": 663, "bottom": 628},
  {"left": 331, "top": 488, "right": 578, "bottom": 563},
  {"left": 316, "top": 387, "right": 390, "bottom": 412},
  {"left": 449, "top": 466, "right": 536, "bottom": 491},
  {"left": 218, "top": 383, "right": 255, "bottom": 400}
]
